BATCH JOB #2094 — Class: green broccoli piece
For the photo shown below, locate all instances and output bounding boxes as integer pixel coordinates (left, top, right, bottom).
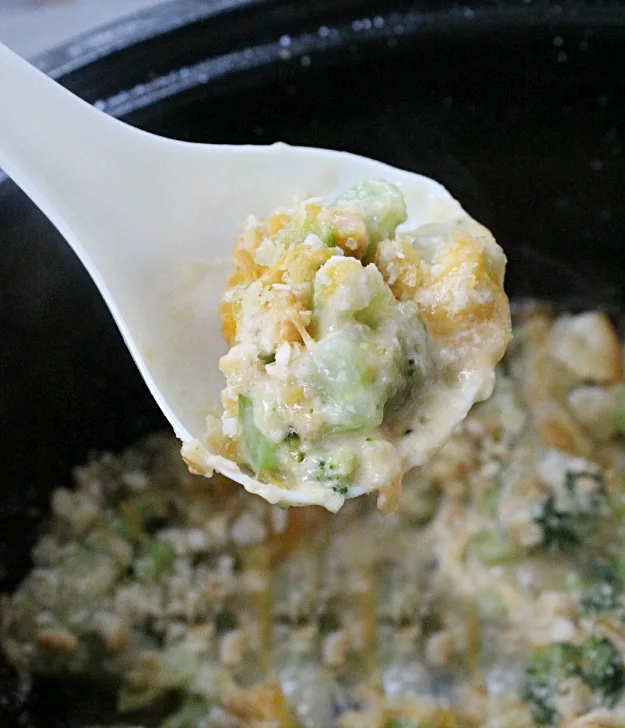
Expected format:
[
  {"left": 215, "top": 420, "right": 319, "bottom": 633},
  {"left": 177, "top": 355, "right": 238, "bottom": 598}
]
[
  {"left": 580, "top": 561, "right": 623, "bottom": 616},
  {"left": 272, "top": 205, "right": 334, "bottom": 251},
  {"left": 534, "top": 472, "right": 609, "bottom": 552},
  {"left": 313, "top": 330, "right": 401, "bottom": 432},
  {"left": 214, "top": 608, "right": 237, "bottom": 634},
  {"left": 419, "top": 610, "right": 444, "bottom": 638},
  {"left": 333, "top": 179, "right": 407, "bottom": 248},
  {"left": 534, "top": 494, "right": 580, "bottom": 551},
  {"left": 581, "top": 581, "right": 621, "bottom": 616},
  {"left": 524, "top": 638, "right": 625, "bottom": 725},
  {"left": 524, "top": 642, "right": 584, "bottom": 725},
  {"left": 578, "top": 636, "right": 625, "bottom": 698},
  {"left": 305, "top": 448, "right": 356, "bottom": 493},
  {"left": 318, "top": 609, "right": 341, "bottom": 633},
  {"left": 238, "top": 395, "right": 281, "bottom": 474}
]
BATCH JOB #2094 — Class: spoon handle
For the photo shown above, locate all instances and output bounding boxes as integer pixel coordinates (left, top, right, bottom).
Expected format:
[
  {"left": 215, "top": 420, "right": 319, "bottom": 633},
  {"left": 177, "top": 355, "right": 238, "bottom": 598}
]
[
  {"left": 0, "top": 46, "right": 110, "bottom": 183},
  {"left": 0, "top": 43, "right": 144, "bottom": 234}
]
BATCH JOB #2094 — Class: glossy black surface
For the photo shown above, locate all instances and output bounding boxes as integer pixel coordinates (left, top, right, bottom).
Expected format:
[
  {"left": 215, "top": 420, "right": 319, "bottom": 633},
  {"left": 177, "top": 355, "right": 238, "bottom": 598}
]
[{"left": 1, "top": 0, "right": 624, "bottom": 724}]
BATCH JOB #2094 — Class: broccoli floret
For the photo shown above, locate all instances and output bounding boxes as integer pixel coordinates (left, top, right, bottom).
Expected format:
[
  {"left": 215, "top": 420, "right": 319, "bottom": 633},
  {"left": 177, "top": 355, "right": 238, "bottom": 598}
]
[
  {"left": 333, "top": 179, "right": 407, "bottom": 248},
  {"left": 214, "top": 608, "right": 237, "bottom": 634},
  {"left": 534, "top": 494, "right": 580, "bottom": 551},
  {"left": 581, "top": 581, "right": 621, "bottom": 616},
  {"left": 580, "top": 561, "right": 623, "bottom": 616},
  {"left": 524, "top": 642, "right": 580, "bottom": 725},
  {"left": 524, "top": 638, "right": 625, "bottom": 725},
  {"left": 238, "top": 395, "right": 281, "bottom": 474},
  {"left": 578, "top": 636, "right": 625, "bottom": 698},
  {"left": 533, "top": 471, "right": 608, "bottom": 552},
  {"left": 318, "top": 609, "right": 341, "bottom": 633},
  {"left": 419, "top": 610, "right": 444, "bottom": 637},
  {"left": 312, "top": 324, "right": 400, "bottom": 432},
  {"left": 305, "top": 449, "right": 356, "bottom": 493}
]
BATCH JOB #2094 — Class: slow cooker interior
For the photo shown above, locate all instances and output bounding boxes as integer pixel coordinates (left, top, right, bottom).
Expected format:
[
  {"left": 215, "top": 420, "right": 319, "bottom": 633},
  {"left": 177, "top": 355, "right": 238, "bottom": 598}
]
[{"left": 1, "top": 2, "right": 624, "bottom": 724}]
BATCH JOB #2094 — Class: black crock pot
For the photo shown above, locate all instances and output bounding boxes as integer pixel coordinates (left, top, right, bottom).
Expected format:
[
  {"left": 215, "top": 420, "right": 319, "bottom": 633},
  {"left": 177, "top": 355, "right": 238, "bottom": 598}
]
[{"left": 1, "top": 1, "right": 624, "bottom": 724}]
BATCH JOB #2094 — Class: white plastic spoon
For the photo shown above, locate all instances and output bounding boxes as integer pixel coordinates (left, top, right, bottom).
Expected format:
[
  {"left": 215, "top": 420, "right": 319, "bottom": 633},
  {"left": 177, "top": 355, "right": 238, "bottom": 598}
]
[{"left": 0, "top": 43, "right": 473, "bottom": 504}]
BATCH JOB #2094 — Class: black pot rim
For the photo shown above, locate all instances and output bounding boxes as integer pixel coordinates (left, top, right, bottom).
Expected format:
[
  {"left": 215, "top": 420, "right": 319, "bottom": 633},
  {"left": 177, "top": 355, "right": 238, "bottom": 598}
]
[{"left": 28, "top": 0, "right": 625, "bottom": 120}]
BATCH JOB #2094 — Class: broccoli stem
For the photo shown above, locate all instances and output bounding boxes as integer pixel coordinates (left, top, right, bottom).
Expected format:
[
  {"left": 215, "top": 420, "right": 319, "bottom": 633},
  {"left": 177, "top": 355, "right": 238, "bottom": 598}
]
[{"left": 239, "top": 395, "right": 281, "bottom": 474}]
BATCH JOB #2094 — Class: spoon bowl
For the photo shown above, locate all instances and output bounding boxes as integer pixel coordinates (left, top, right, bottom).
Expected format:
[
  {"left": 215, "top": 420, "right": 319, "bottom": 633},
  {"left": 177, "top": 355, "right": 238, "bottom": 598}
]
[{"left": 0, "top": 43, "right": 469, "bottom": 496}]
